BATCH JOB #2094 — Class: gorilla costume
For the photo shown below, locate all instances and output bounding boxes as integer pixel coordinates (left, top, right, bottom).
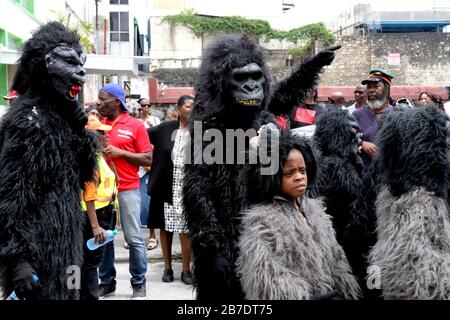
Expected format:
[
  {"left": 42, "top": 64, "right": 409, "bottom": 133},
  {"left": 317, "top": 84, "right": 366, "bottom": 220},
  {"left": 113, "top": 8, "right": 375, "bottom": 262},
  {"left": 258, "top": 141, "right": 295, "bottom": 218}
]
[
  {"left": 368, "top": 107, "right": 450, "bottom": 299},
  {"left": 0, "top": 22, "right": 97, "bottom": 300},
  {"left": 183, "top": 34, "right": 339, "bottom": 300},
  {"left": 310, "top": 108, "right": 376, "bottom": 298}
]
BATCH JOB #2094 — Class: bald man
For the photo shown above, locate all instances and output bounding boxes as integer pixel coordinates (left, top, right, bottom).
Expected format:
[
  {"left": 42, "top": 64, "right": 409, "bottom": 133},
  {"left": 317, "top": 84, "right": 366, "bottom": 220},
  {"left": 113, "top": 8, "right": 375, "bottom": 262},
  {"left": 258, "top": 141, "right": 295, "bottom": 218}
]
[{"left": 328, "top": 92, "right": 346, "bottom": 109}]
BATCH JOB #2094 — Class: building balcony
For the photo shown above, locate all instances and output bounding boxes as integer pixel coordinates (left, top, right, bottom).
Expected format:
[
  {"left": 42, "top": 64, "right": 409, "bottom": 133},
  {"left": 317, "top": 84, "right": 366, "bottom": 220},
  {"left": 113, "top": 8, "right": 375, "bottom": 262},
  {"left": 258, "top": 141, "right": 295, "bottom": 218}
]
[{"left": 0, "top": 48, "right": 151, "bottom": 76}]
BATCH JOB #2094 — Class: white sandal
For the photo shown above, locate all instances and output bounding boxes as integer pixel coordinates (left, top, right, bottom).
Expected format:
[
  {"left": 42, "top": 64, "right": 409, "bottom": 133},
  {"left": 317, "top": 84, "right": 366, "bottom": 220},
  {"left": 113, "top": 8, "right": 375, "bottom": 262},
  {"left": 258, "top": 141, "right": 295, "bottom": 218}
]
[{"left": 147, "top": 238, "right": 158, "bottom": 250}]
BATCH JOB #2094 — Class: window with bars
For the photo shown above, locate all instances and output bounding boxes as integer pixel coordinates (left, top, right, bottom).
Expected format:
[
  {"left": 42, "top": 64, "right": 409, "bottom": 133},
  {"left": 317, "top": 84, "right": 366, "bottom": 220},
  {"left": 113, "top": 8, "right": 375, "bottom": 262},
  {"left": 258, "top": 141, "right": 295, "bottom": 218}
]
[{"left": 110, "top": 12, "right": 130, "bottom": 42}]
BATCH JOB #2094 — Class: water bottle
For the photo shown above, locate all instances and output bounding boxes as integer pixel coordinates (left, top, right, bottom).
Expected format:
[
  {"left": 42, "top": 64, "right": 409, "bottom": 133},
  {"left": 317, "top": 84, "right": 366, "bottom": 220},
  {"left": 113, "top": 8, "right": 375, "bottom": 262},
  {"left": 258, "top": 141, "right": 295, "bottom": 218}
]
[
  {"left": 86, "top": 229, "right": 119, "bottom": 250},
  {"left": 6, "top": 274, "right": 39, "bottom": 300}
]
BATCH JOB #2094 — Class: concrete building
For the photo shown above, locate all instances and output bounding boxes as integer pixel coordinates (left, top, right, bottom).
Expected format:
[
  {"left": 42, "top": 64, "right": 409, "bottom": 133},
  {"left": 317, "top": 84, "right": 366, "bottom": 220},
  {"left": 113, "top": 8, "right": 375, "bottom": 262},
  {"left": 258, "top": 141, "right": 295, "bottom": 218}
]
[
  {"left": 148, "top": 0, "right": 300, "bottom": 74},
  {"left": 328, "top": 3, "right": 450, "bottom": 37},
  {"left": 316, "top": 3, "right": 450, "bottom": 87},
  {"left": 0, "top": 0, "right": 152, "bottom": 107}
]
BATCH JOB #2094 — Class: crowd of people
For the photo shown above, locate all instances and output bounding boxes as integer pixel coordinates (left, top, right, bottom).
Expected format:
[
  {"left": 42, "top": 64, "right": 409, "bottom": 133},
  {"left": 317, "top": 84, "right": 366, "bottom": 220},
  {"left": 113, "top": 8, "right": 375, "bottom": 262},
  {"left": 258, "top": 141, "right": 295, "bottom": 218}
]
[{"left": 1, "top": 21, "right": 450, "bottom": 301}]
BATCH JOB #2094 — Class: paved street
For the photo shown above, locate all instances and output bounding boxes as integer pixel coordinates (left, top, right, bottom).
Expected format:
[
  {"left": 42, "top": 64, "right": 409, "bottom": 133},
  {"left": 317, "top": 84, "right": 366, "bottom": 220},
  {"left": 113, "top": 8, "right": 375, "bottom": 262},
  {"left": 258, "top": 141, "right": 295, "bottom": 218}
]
[
  {"left": 102, "top": 227, "right": 195, "bottom": 300},
  {"left": 102, "top": 261, "right": 195, "bottom": 300}
]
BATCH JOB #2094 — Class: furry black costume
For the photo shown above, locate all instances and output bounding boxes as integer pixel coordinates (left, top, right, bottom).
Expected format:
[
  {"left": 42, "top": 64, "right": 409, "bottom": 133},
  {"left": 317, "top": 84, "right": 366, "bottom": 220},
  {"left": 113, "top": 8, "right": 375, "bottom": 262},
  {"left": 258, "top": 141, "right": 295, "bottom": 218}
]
[
  {"left": 310, "top": 108, "right": 376, "bottom": 298},
  {"left": 183, "top": 34, "right": 338, "bottom": 300},
  {"left": 369, "top": 107, "right": 450, "bottom": 299},
  {"left": 0, "top": 22, "right": 97, "bottom": 300}
]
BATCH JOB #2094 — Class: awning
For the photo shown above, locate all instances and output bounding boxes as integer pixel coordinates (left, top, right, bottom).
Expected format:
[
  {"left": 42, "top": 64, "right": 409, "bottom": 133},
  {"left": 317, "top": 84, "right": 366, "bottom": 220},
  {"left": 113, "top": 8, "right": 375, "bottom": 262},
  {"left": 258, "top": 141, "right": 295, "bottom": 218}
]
[{"left": 0, "top": 48, "right": 150, "bottom": 76}]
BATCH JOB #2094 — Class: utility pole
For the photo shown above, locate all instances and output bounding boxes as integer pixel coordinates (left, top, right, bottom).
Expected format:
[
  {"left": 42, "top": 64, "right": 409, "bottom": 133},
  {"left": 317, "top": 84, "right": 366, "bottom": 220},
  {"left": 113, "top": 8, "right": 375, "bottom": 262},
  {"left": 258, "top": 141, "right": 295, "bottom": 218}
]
[
  {"left": 95, "top": 0, "right": 100, "bottom": 30},
  {"left": 95, "top": 0, "right": 100, "bottom": 54}
]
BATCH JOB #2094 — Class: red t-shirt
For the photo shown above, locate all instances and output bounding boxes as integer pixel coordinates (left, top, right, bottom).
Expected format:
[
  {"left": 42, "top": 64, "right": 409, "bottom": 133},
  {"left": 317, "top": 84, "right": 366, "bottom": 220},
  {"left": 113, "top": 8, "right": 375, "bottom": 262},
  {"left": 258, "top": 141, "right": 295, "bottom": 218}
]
[{"left": 103, "top": 113, "right": 152, "bottom": 191}]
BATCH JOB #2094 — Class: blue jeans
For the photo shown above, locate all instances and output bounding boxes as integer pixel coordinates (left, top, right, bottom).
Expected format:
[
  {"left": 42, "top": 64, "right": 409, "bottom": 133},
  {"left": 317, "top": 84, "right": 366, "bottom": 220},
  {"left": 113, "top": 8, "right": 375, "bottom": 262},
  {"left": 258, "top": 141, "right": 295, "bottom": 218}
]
[
  {"left": 139, "top": 173, "right": 151, "bottom": 228},
  {"left": 99, "top": 189, "right": 147, "bottom": 286},
  {"left": 99, "top": 241, "right": 116, "bottom": 285}
]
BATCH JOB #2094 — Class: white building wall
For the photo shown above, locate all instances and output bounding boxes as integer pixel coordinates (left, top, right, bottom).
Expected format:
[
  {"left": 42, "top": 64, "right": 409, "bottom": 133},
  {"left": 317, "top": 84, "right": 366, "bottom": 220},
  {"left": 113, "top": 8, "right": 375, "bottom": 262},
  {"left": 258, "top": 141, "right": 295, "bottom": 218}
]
[
  {"left": 147, "top": 0, "right": 308, "bottom": 69},
  {"left": 149, "top": 16, "right": 202, "bottom": 69},
  {"left": 0, "top": 0, "right": 43, "bottom": 40}
]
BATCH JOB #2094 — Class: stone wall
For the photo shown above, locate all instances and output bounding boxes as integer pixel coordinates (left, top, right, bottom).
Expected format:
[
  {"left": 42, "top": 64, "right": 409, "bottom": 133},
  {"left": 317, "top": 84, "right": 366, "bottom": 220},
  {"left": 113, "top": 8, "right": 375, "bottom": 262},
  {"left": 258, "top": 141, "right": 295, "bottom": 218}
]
[
  {"left": 150, "top": 68, "right": 199, "bottom": 87},
  {"left": 149, "top": 17, "right": 203, "bottom": 70},
  {"left": 149, "top": 32, "right": 450, "bottom": 88},
  {"left": 319, "top": 32, "right": 450, "bottom": 86}
]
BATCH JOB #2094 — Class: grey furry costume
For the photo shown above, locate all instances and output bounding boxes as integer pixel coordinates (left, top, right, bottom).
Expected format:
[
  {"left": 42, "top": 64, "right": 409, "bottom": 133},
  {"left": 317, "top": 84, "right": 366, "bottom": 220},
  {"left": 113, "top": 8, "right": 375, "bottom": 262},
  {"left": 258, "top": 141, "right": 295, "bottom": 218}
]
[
  {"left": 237, "top": 196, "right": 361, "bottom": 300},
  {"left": 370, "top": 188, "right": 450, "bottom": 299},
  {"left": 368, "top": 107, "right": 450, "bottom": 299}
]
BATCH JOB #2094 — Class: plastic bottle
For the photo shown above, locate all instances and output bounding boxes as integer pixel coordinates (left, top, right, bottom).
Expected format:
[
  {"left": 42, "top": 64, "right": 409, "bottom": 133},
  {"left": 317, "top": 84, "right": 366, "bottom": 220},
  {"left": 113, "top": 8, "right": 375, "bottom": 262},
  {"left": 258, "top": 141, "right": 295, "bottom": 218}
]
[
  {"left": 86, "top": 229, "right": 119, "bottom": 250},
  {"left": 6, "top": 274, "right": 39, "bottom": 300}
]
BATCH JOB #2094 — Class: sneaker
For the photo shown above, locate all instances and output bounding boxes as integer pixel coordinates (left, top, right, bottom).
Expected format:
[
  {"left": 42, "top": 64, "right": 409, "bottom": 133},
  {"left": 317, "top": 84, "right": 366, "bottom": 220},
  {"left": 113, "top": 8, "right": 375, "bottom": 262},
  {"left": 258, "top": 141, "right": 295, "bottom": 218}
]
[
  {"left": 131, "top": 283, "right": 146, "bottom": 300},
  {"left": 98, "top": 280, "right": 116, "bottom": 298},
  {"left": 181, "top": 271, "right": 193, "bottom": 285},
  {"left": 162, "top": 269, "right": 174, "bottom": 282}
]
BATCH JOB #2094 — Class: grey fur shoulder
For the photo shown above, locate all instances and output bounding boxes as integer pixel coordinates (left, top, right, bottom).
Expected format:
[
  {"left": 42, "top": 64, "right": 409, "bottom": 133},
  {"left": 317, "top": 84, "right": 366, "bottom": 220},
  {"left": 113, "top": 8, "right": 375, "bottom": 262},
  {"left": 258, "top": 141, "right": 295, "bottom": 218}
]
[
  {"left": 237, "top": 197, "right": 360, "bottom": 300},
  {"left": 369, "top": 187, "right": 450, "bottom": 299}
]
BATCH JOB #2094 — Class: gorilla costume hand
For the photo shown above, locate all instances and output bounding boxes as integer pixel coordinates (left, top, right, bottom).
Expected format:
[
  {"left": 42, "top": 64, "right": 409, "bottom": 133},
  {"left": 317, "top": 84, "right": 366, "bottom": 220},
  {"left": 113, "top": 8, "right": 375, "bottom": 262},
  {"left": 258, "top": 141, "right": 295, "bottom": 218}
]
[
  {"left": 212, "top": 256, "right": 232, "bottom": 283},
  {"left": 67, "top": 104, "right": 88, "bottom": 134},
  {"left": 311, "top": 45, "right": 341, "bottom": 68},
  {"left": 12, "top": 262, "right": 41, "bottom": 300}
]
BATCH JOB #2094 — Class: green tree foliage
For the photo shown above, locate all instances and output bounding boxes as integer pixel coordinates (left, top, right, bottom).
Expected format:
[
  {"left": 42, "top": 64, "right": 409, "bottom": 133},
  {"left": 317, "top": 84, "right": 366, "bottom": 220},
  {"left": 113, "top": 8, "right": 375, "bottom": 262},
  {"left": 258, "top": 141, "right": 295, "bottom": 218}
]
[
  {"left": 163, "top": 10, "right": 335, "bottom": 58},
  {"left": 50, "top": 9, "right": 95, "bottom": 53}
]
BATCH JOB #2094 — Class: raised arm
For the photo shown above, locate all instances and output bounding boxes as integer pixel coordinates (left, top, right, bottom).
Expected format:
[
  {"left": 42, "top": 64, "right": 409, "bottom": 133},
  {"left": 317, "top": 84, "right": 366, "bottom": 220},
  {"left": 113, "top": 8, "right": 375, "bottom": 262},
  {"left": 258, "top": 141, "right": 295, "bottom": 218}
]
[{"left": 268, "top": 46, "right": 340, "bottom": 116}]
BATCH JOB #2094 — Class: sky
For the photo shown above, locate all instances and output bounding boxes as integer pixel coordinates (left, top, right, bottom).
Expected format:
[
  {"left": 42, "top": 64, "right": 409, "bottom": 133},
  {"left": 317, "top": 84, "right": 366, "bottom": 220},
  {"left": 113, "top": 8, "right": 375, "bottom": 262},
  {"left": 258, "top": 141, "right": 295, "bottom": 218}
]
[{"left": 282, "top": 0, "right": 449, "bottom": 27}]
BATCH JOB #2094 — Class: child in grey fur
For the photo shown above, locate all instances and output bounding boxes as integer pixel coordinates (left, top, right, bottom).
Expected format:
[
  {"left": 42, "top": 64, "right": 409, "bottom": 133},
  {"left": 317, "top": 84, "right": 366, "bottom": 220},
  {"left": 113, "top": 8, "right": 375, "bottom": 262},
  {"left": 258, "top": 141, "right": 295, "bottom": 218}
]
[
  {"left": 369, "top": 107, "right": 450, "bottom": 300},
  {"left": 237, "top": 131, "right": 361, "bottom": 300}
]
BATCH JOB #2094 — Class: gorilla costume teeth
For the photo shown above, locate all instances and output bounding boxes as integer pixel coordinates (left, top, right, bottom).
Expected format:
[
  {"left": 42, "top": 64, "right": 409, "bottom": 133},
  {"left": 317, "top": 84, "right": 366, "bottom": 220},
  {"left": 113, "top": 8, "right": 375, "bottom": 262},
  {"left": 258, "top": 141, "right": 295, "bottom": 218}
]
[
  {"left": 183, "top": 34, "right": 337, "bottom": 300},
  {"left": 369, "top": 107, "right": 450, "bottom": 299},
  {"left": 0, "top": 22, "right": 97, "bottom": 300}
]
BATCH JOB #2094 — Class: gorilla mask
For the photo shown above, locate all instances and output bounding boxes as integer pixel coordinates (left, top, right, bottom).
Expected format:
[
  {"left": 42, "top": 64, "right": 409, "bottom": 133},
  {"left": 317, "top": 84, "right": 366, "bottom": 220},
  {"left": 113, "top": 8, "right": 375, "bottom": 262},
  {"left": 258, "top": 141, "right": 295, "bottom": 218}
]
[
  {"left": 45, "top": 45, "right": 87, "bottom": 101},
  {"left": 230, "top": 63, "right": 265, "bottom": 108}
]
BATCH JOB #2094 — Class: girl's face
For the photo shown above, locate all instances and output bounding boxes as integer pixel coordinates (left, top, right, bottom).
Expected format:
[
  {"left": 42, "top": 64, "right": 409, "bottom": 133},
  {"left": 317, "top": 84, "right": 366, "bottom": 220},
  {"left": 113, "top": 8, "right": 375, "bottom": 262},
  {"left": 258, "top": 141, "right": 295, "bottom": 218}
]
[
  {"left": 419, "top": 93, "right": 432, "bottom": 105},
  {"left": 98, "top": 131, "right": 109, "bottom": 150},
  {"left": 281, "top": 149, "right": 308, "bottom": 200}
]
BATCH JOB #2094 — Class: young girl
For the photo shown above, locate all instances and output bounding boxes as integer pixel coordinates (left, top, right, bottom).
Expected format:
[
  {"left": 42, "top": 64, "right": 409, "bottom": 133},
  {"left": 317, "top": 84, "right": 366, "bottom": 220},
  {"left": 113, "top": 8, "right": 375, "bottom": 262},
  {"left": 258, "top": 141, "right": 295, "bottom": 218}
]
[{"left": 237, "top": 131, "right": 361, "bottom": 300}]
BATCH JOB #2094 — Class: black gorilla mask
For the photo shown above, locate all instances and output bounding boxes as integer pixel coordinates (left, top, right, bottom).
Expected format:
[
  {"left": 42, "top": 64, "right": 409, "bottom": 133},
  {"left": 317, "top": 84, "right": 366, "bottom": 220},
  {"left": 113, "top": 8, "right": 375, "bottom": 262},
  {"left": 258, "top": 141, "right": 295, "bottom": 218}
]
[
  {"left": 45, "top": 45, "right": 87, "bottom": 101},
  {"left": 230, "top": 63, "right": 265, "bottom": 108}
]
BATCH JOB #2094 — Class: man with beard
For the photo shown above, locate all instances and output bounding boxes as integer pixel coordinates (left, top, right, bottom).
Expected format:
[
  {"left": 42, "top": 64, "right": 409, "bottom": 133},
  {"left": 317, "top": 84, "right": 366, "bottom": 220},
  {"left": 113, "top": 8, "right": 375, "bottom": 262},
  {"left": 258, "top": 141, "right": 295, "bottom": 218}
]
[{"left": 353, "top": 69, "right": 394, "bottom": 170}]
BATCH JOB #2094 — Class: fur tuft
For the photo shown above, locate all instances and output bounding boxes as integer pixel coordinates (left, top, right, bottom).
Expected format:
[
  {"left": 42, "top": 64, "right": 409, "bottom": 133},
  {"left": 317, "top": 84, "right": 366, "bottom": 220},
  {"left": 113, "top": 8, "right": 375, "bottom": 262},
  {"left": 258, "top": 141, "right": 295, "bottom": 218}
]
[
  {"left": 237, "top": 198, "right": 361, "bottom": 300},
  {"left": 369, "top": 188, "right": 450, "bottom": 299},
  {"left": 376, "top": 107, "right": 448, "bottom": 198}
]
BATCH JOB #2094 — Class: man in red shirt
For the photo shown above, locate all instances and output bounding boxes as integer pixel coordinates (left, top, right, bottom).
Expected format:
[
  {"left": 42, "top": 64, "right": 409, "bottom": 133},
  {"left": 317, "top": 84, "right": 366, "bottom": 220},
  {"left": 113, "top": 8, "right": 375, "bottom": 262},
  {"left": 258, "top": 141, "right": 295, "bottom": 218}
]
[{"left": 96, "top": 83, "right": 152, "bottom": 299}]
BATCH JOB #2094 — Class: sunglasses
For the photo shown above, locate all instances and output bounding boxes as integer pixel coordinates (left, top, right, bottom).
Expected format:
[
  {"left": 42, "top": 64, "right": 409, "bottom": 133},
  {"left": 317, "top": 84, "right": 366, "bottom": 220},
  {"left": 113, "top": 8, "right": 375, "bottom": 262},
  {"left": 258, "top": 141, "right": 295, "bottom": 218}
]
[{"left": 140, "top": 104, "right": 150, "bottom": 107}]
